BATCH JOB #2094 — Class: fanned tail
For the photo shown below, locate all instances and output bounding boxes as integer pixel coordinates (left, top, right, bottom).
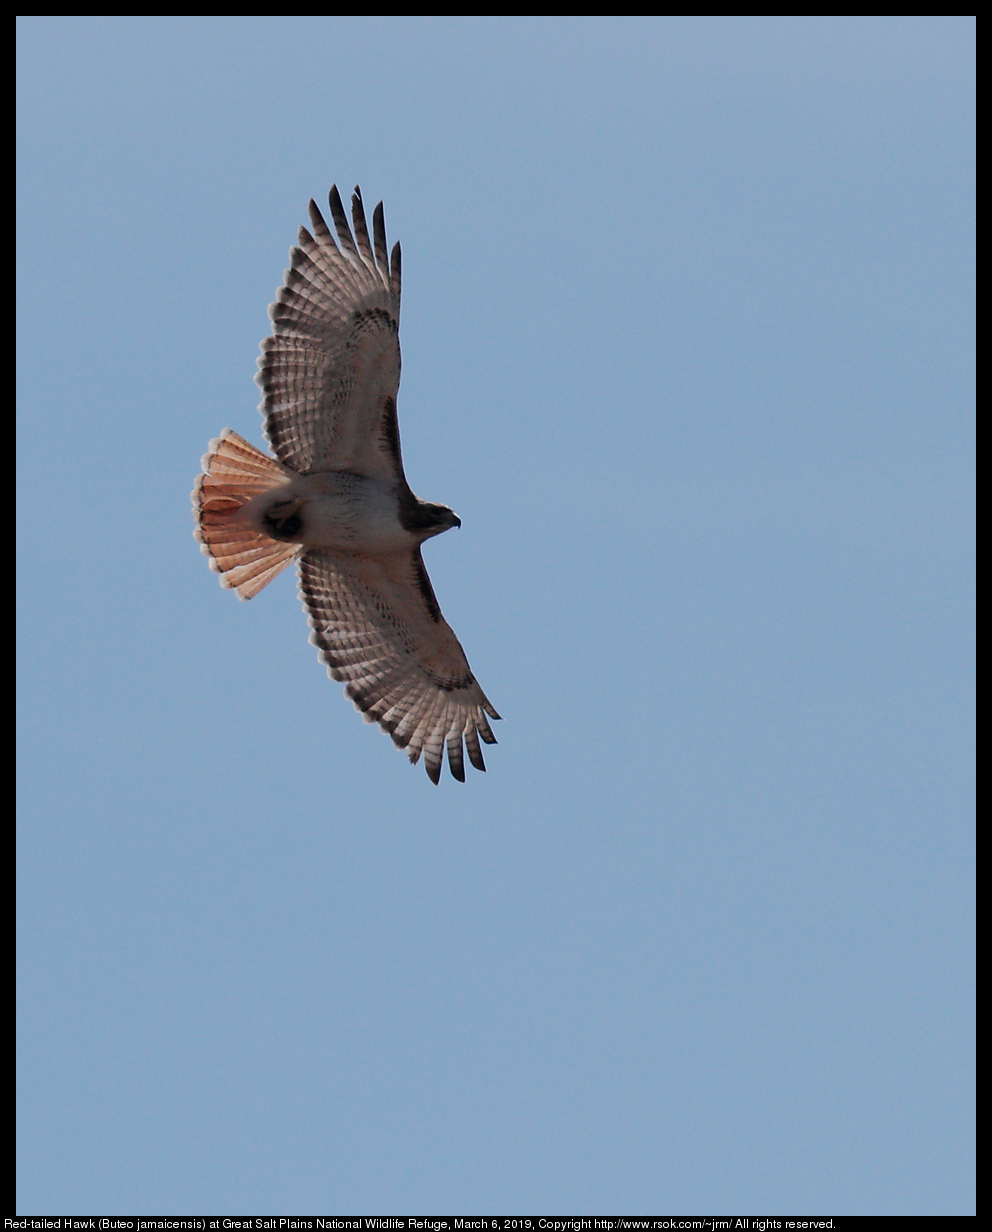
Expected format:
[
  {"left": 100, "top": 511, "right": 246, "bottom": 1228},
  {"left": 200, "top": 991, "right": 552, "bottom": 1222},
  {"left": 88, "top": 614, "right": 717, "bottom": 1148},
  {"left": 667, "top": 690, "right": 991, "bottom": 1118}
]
[{"left": 192, "top": 429, "right": 299, "bottom": 600}]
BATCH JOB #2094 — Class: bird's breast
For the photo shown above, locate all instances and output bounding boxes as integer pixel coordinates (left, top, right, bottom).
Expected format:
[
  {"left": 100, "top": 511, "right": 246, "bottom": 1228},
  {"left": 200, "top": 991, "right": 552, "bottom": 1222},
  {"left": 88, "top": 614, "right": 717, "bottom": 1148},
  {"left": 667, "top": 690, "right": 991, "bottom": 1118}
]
[{"left": 248, "top": 471, "right": 417, "bottom": 553}]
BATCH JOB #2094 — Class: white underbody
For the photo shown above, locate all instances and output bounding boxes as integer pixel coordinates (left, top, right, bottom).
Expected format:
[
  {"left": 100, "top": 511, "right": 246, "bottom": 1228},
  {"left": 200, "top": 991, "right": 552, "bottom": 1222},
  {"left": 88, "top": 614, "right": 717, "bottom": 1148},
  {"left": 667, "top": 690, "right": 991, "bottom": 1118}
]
[{"left": 241, "top": 471, "right": 421, "bottom": 553}]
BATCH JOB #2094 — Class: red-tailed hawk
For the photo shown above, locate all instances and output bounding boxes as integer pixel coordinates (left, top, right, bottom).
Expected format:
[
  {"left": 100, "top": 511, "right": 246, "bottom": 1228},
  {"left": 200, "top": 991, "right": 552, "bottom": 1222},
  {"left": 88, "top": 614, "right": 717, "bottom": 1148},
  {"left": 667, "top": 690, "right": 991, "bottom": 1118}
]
[{"left": 192, "top": 186, "right": 499, "bottom": 783}]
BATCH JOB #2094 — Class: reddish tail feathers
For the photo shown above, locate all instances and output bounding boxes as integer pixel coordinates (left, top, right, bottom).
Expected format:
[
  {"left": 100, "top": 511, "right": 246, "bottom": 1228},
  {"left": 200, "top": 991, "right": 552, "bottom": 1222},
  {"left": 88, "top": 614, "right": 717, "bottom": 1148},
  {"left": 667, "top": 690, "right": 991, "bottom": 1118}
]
[{"left": 192, "top": 429, "right": 298, "bottom": 599}]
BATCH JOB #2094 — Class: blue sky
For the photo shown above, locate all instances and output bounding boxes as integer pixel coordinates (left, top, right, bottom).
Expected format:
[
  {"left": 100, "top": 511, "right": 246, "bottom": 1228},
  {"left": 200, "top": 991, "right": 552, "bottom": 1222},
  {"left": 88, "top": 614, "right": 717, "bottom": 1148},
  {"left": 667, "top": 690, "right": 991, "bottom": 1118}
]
[{"left": 17, "top": 16, "right": 974, "bottom": 1215}]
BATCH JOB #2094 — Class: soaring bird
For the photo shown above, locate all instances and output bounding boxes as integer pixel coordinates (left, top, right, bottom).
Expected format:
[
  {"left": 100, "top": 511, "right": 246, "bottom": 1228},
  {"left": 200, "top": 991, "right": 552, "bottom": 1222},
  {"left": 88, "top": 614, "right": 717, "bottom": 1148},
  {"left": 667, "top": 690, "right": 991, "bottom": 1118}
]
[{"left": 192, "top": 186, "right": 499, "bottom": 783}]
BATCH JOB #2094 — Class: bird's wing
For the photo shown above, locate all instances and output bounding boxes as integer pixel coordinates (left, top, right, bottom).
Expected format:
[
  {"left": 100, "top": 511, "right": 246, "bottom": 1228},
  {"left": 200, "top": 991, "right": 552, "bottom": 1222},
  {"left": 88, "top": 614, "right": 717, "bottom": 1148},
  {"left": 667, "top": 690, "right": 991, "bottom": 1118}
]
[
  {"left": 257, "top": 185, "right": 404, "bottom": 479},
  {"left": 299, "top": 548, "right": 500, "bottom": 783}
]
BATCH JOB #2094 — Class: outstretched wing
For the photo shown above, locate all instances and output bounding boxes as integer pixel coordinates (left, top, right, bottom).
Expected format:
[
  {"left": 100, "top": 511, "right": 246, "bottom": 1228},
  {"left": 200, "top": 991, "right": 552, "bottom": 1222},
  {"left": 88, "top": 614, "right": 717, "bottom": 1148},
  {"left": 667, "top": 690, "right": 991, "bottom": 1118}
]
[
  {"left": 257, "top": 185, "right": 404, "bottom": 479},
  {"left": 299, "top": 548, "right": 500, "bottom": 783}
]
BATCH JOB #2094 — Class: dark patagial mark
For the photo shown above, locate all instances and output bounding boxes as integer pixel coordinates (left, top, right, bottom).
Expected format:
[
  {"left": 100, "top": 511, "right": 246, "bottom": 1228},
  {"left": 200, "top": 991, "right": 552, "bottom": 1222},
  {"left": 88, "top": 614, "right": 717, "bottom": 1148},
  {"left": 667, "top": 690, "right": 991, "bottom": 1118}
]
[
  {"left": 379, "top": 396, "right": 403, "bottom": 474},
  {"left": 410, "top": 548, "right": 443, "bottom": 623}
]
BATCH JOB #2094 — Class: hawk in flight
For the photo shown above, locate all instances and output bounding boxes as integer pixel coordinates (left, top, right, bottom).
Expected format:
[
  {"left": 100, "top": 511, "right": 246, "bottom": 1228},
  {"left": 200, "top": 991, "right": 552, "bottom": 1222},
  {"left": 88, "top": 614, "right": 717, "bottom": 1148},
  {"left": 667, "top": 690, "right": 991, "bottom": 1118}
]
[{"left": 192, "top": 186, "right": 499, "bottom": 783}]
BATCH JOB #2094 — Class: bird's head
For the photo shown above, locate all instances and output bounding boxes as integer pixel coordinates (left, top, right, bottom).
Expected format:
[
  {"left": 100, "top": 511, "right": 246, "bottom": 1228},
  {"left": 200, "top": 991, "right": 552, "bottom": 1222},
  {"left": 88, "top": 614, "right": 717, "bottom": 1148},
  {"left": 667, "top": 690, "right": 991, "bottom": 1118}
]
[
  {"left": 422, "top": 502, "right": 461, "bottom": 537},
  {"left": 399, "top": 492, "right": 462, "bottom": 541}
]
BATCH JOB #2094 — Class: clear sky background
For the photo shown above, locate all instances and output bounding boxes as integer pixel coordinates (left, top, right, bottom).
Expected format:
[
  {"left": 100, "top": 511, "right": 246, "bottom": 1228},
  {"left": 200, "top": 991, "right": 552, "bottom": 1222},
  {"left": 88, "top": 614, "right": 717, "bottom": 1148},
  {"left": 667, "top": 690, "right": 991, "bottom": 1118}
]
[{"left": 17, "top": 16, "right": 974, "bottom": 1216}]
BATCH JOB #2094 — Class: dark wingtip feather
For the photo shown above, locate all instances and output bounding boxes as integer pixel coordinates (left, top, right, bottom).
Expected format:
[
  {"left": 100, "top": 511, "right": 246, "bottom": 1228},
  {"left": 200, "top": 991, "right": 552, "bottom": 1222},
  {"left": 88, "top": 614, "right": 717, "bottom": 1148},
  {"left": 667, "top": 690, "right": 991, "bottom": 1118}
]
[
  {"left": 465, "top": 728, "right": 487, "bottom": 772},
  {"left": 447, "top": 736, "right": 466, "bottom": 783},
  {"left": 307, "top": 199, "right": 335, "bottom": 246},
  {"left": 477, "top": 712, "right": 498, "bottom": 745},
  {"left": 328, "top": 185, "right": 357, "bottom": 255},
  {"left": 372, "top": 201, "right": 388, "bottom": 277},
  {"left": 390, "top": 241, "right": 401, "bottom": 300},
  {"left": 351, "top": 186, "right": 374, "bottom": 264}
]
